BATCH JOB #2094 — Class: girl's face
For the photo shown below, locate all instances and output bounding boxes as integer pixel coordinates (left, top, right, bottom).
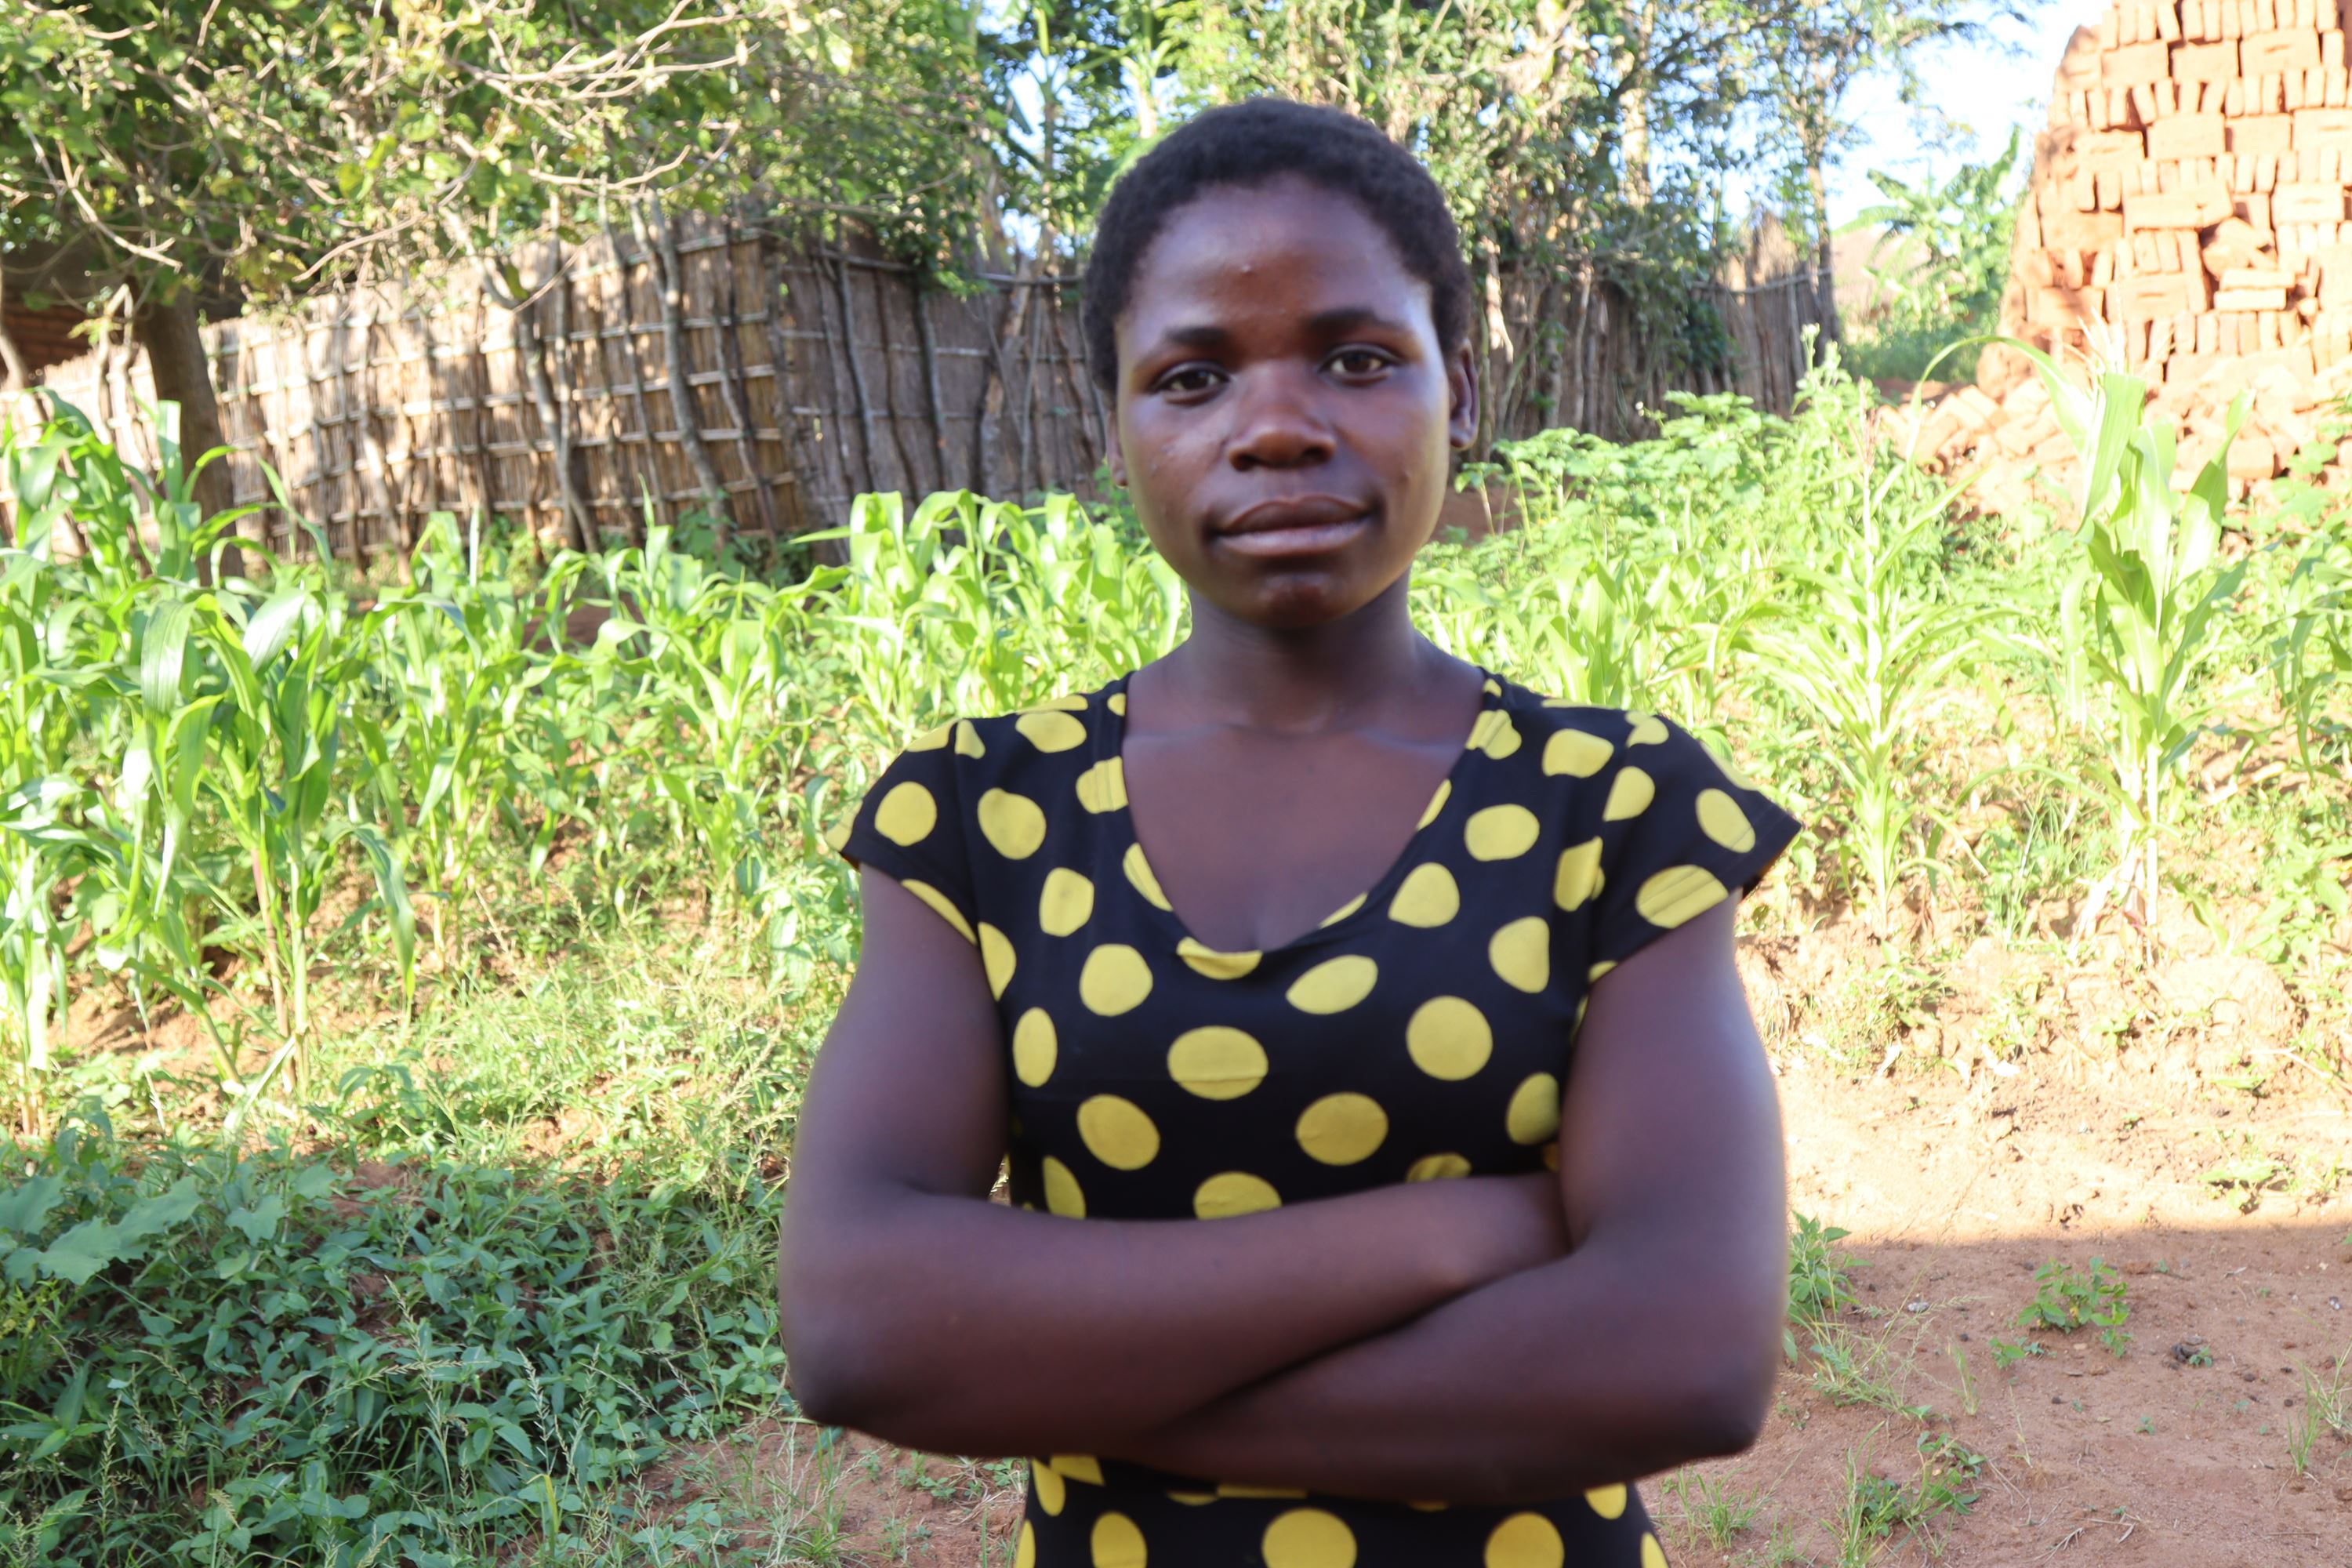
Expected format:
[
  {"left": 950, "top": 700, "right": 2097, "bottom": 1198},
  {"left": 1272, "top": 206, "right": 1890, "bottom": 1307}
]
[{"left": 1109, "top": 176, "right": 1477, "bottom": 631}]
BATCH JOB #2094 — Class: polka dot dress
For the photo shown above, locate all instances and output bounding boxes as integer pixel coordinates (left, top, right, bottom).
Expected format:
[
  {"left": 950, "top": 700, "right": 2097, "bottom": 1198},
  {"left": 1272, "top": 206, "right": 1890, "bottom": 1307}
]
[{"left": 835, "top": 670, "right": 1800, "bottom": 1566}]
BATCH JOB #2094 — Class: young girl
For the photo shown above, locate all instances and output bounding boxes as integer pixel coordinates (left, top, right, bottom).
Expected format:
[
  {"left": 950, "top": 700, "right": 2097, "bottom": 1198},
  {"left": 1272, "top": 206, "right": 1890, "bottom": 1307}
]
[{"left": 779, "top": 97, "right": 1800, "bottom": 1566}]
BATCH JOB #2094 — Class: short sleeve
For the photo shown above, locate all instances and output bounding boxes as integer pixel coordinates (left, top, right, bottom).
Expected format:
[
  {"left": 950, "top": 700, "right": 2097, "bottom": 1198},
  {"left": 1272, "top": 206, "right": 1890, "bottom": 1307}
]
[
  {"left": 829, "top": 720, "right": 980, "bottom": 944},
  {"left": 1584, "top": 711, "right": 1801, "bottom": 972}
]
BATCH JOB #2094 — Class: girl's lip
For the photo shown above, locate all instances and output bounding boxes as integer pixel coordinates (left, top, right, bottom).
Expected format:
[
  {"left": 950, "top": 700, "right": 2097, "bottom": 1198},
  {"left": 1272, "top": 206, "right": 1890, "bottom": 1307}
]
[{"left": 1210, "top": 516, "right": 1371, "bottom": 557}]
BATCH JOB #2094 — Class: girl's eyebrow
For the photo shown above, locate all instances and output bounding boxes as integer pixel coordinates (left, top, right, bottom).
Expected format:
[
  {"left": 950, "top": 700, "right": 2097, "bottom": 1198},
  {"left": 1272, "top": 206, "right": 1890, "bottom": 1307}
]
[{"left": 1145, "top": 305, "right": 1414, "bottom": 354}]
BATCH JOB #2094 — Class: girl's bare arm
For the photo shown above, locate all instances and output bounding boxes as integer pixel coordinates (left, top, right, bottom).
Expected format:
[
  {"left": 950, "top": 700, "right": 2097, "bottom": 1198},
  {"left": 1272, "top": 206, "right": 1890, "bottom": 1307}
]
[{"left": 776, "top": 870, "right": 1570, "bottom": 1457}]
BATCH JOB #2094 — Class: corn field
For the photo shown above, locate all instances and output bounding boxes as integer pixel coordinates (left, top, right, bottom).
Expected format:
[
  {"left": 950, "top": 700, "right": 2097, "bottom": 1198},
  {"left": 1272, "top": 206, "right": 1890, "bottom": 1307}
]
[{"left": 2, "top": 354, "right": 2349, "bottom": 1135}]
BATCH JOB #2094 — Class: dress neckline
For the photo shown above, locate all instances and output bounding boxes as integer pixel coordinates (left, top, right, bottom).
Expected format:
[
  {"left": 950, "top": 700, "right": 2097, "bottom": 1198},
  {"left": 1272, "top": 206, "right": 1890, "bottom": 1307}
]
[{"left": 1099, "top": 666, "right": 1502, "bottom": 960}]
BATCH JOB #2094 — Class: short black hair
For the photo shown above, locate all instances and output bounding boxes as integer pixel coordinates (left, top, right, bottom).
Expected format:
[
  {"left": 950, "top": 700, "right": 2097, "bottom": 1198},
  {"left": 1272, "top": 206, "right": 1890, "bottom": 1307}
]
[{"left": 1080, "top": 97, "right": 1473, "bottom": 394}]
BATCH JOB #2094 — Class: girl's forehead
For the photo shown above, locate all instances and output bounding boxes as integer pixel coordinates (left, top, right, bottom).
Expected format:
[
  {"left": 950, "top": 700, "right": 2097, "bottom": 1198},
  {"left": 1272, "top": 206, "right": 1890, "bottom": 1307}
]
[{"left": 1126, "top": 182, "right": 1427, "bottom": 318}]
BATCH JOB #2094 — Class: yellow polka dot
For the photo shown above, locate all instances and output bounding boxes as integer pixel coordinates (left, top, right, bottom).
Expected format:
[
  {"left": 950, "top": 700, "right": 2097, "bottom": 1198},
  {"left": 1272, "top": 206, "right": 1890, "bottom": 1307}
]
[
  {"left": 1123, "top": 843, "right": 1172, "bottom": 910},
  {"left": 1177, "top": 938, "right": 1260, "bottom": 979},
  {"left": 1477, "top": 712, "right": 1523, "bottom": 760},
  {"left": 1505, "top": 1073, "right": 1562, "bottom": 1145},
  {"left": 1406, "top": 1152, "right": 1472, "bottom": 1181},
  {"left": 1388, "top": 863, "right": 1460, "bottom": 927},
  {"left": 1406, "top": 996, "right": 1493, "bottom": 1080},
  {"left": 1078, "top": 1094, "right": 1160, "bottom": 1170},
  {"left": 1167, "top": 1490, "right": 1215, "bottom": 1504},
  {"left": 979, "top": 922, "right": 1016, "bottom": 998},
  {"left": 1109, "top": 691, "right": 1127, "bottom": 715},
  {"left": 1015, "top": 710, "right": 1087, "bottom": 753},
  {"left": 1194, "top": 1171, "right": 1281, "bottom": 1218},
  {"left": 1554, "top": 837, "right": 1603, "bottom": 911},
  {"left": 1168, "top": 1026, "right": 1268, "bottom": 1099},
  {"left": 978, "top": 788, "right": 1047, "bottom": 858},
  {"left": 1215, "top": 1483, "right": 1306, "bottom": 1498},
  {"left": 1488, "top": 916, "right": 1550, "bottom": 993},
  {"left": 1012, "top": 1008, "right": 1057, "bottom": 1087},
  {"left": 1319, "top": 893, "right": 1367, "bottom": 927},
  {"left": 1042, "top": 1156, "right": 1085, "bottom": 1217},
  {"left": 1627, "top": 712, "right": 1669, "bottom": 746},
  {"left": 1034, "top": 692, "right": 1089, "bottom": 713},
  {"left": 1466, "top": 710, "right": 1507, "bottom": 752},
  {"left": 1296, "top": 1093, "right": 1388, "bottom": 1165},
  {"left": 1090, "top": 1511, "right": 1145, "bottom": 1568},
  {"left": 1641, "top": 1532, "right": 1668, "bottom": 1568},
  {"left": 1417, "top": 778, "right": 1452, "bottom": 828},
  {"left": 1585, "top": 1483, "right": 1627, "bottom": 1519},
  {"left": 1015, "top": 1519, "right": 1036, "bottom": 1568},
  {"left": 1465, "top": 804, "right": 1541, "bottom": 860},
  {"left": 907, "top": 721, "right": 953, "bottom": 751},
  {"left": 1602, "top": 766, "right": 1654, "bottom": 821},
  {"left": 955, "top": 718, "right": 985, "bottom": 757},
  {"left": 1286, "top": 955, "right": 1377, "bottom": 1013},
  {"left": 1542, "top": 728, "right": 1613, "bottom": 777},
  {"left": 1080, "top": 944, "right": 1153, "bottom": 1015},
  {"left": 1635, "top": 866, "right": 1730, "bottom": 928},
  {"left": 1051, "top": 1454, "right": 1103, "bottom": 1484},
  {"left": 1483, "top": 677, "right": 1502, "bottom": 695},
  {"left": 1542, "top": 1139, "right": 1560, "bottom": 1171},
  {"left": 1032, "top": 1459, "right": 1066, "bottom": 1515},
  {"left": 1588, "top": 959, "right": 1617, "bottom": 982},
  {"left": 1076, "top": 757, "right": 1128, "bottom": 813},
  {"left": 1262, "top": 1507, "right": 1356, "bottom": 1568},
  {"left": 1696, "top": 787, "right": 1756, "bottom": 851},
  {"left": 823, "top": 817, "right": 852, "bottom": 852},
  {"left": 873, "top": 782, "right": 938, "bottom": 846},
  {"left": 899, "top": 880, "right": 975, "bottom": 943},
  {"left": 1483, "top": 1512, "right": 1563, "bottom": 1568},
  {"left": 1040, "top": 868, "right": 1094, "bottom": 936}
]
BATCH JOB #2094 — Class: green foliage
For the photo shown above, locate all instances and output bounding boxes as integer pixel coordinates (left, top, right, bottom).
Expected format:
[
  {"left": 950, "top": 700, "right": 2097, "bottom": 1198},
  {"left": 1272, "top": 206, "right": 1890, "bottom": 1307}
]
[
  {"left": 0, "top": 1113, "right": 783, "bottom": 1566},
  {"left": 2018, "top": 1258, "right": 2130, "bottom": 1356},
  {"left": 1786, "top": 1212, "right": 1860, "bottom": 1358},
  {"left": 1843, "top": 132, "right": 2026, "bottom": 383}
]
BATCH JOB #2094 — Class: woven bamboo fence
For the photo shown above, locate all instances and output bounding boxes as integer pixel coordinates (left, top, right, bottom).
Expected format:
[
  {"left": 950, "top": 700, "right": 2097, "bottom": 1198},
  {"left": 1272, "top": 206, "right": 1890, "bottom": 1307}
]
[{"left": 13, "top": 215, "right": 1828, "bottom": 561}]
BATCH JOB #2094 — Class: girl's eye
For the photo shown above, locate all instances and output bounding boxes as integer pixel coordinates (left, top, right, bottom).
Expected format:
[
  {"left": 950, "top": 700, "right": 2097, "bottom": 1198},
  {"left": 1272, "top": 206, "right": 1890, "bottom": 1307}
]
[{"left": 1328, "top": 348, "right": 1393, "bottom": 377}]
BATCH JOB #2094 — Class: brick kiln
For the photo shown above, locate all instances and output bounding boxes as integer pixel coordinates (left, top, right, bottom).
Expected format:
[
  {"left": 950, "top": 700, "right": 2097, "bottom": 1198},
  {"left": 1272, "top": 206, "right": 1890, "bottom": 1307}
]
[{"left": 1908, "top": 0, "right": 2352, "bottom": 506}]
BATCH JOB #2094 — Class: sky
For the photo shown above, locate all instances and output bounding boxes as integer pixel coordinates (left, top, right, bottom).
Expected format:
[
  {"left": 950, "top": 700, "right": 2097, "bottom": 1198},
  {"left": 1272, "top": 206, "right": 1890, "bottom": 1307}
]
[{"left": 1824, "top": 0, "right": 2104, "bottom": 222}]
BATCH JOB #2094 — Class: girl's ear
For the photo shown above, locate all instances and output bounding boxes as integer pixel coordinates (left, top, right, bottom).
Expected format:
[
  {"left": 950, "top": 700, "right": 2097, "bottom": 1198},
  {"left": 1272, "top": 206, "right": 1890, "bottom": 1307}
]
[{"left": 1446, "top": 345, "right": 1479, "bottom": 450}]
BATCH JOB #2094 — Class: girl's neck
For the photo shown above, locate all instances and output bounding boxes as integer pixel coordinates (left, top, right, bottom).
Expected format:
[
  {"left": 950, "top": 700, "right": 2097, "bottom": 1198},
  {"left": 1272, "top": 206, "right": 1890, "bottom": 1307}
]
[{"left": 1147, "top": 575, "right": 1449, "bottom": 734}]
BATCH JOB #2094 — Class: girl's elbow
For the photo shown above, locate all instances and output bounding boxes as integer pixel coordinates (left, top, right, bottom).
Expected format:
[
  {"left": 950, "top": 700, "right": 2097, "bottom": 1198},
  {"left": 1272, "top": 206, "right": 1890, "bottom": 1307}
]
[{"left": 1666, "top": 1323, "right": 1780, "bottom": 1459}]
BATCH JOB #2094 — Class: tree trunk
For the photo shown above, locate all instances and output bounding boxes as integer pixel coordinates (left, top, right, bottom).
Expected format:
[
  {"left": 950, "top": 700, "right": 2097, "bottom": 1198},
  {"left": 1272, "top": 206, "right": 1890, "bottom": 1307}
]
[
  {"left": 134, "top": 290, "right": 241, "bottom": 578},
  {"left": 1620, "top": 1, "right": 1656, "bottom": 205},
  {"left": 1807, "top": 157, "right": 1842, "bottom": 350}
]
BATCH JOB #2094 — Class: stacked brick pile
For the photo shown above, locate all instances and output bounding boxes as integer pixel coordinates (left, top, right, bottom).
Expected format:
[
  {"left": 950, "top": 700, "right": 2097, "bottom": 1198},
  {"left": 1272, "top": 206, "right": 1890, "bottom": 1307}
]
[{"left": 1907, "top": 0, "right": 2352, "bottom": 506}]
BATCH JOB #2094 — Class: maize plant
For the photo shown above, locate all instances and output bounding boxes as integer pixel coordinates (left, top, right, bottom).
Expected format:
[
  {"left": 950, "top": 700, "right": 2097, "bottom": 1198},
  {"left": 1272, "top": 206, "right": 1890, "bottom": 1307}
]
[{"left": 2019, "top": 344, "right": 2252, "bottom": 926}]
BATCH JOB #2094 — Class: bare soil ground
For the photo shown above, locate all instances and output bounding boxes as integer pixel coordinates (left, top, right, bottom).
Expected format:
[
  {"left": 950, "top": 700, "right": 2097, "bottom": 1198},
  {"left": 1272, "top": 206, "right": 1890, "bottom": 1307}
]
[{"left": 604, "top": 907, "right": 2352, "bottom": 1565}]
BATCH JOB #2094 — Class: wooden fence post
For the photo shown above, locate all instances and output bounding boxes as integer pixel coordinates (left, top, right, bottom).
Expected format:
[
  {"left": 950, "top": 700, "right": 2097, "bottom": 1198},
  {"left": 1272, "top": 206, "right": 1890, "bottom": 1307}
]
[{"left": 641, "top": 204, "right": 731, "bottom": 546}]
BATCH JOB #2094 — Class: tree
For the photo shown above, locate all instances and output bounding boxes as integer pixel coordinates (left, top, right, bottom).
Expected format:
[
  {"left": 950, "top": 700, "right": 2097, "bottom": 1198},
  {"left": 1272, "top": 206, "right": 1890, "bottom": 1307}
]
[
  {"left": 1747, "top": 0, "right": 1991, "bottom": 347},
  {"left": 0, "top": 1, "right": 993, "bottom": 544}
]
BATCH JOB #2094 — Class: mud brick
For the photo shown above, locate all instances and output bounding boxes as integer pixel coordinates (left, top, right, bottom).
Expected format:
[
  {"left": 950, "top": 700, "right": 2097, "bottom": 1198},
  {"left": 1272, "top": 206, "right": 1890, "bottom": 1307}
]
[
  {"left": 2169, "top": 349, "right": 2226, "bottom": 386},
  {"left": 2097, "top": 167, "right": 2125, "bottom": 209},
  {"left": 2292, "top": 104, "right": 2352, "bottom": 143},
  {"left": 2316, "top": 242, "right": 2352, "bottom": 300},
  {"left": 2059, "top": 24, "right": 2104, "bottom": 85},
  {"left": 2328, "top": 27, "right": 2347, "bottom": 64},
  {"left": 2113, "top": 272, "right": 2209, "bottom": 316},
  {"left": 2238, "top": 191, "right": 2275, "bottom": 227},
  {"left": 2104, "top": 38, "right": 2173, "bottom": 78},
  {"left": 2229, "top": 112, "right": 2297, "bottom": 151},
  {"left": 2227, "top": 432, "right": 2281, "bottom": 480},
  {"left": 2151, "top": 112, "right": 2227, "bottom": 157},
  {"left": 2173, "top": 36, "right": 2241, "bottom": 74},
  {"left": 2032, "top": 285, "right": 2111, "bottom": 327},
  {"left": 2223, "top": 266, "right": 2300, "bottom": 288},
  {"left": 2125, "top": 186, "right": 2235, "bottom": 227},
  {"left": 2044, "top": 205, "right": 2126, "bottom": 249},
  {"left": 2218, "top": 285, "right": 2294, "bottom": 307},
  {"left": 2277, "top": 181, "right": 2350, "bottom": 220}
]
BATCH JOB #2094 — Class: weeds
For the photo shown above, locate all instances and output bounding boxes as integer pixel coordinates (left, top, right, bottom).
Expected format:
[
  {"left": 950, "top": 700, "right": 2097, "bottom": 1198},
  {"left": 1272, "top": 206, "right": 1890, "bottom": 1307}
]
[
  {"left": 2018, "top": 1258, "right": 2131, "bottom": 1356},
  {"left": 1788, "top": 1212, "right": 1861, "bottom": 1357},
  {"left": 1661, "top": 1467, "right": 1761, "bottom": 1549}
]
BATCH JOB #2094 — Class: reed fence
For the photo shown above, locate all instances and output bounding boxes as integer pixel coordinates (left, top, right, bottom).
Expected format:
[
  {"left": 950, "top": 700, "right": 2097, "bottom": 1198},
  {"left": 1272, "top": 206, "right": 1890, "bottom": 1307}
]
[{"left": 12, "top": 215, "right": 1828, "bottom": 561}]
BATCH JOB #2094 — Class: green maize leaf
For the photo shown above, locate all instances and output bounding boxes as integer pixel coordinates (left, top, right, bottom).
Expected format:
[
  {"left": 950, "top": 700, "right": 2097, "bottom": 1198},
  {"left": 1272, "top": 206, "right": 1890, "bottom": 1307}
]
[
  {"left": 139, "top": 598, "right": 194, "bottom": 714},
  {"left": 242, "top": 589, "right": 311, "bottom": 668}
]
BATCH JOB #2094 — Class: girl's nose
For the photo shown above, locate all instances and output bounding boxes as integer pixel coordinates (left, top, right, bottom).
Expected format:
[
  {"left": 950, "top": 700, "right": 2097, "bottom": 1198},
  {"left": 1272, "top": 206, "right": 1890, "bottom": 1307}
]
[{"left": 1225, "top": 367, "right": 1336, "bottom": 470}]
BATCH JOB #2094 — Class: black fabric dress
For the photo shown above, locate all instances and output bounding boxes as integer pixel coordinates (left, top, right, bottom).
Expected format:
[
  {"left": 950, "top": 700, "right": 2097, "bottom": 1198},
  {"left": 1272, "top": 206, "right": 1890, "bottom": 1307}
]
[{"left": 833, "top": 669, "right": 1802, "bottom": 1568}]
